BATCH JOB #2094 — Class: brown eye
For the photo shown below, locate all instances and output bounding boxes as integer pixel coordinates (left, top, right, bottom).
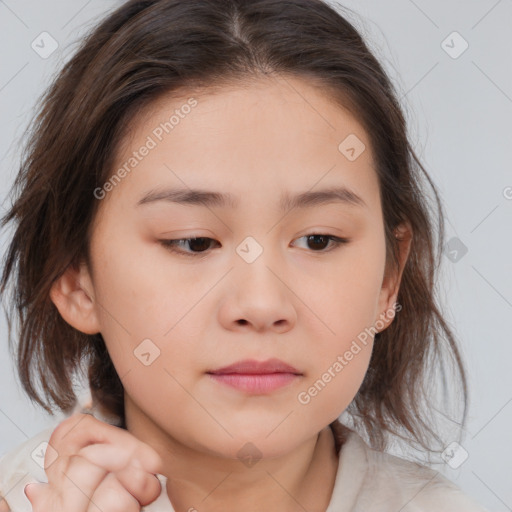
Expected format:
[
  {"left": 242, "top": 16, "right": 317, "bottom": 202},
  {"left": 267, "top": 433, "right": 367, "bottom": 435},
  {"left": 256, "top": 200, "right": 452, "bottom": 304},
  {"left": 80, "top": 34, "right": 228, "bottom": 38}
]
[
  {"left": 160, "top": 237, "right": 220, "bottom": 257},
  {"left": 293, "top": 234, "right": 349, "bottom": 252},
  {"left": 305, "top": 235, "right": 330, "bottom": 251},
  {"left": 159, "top": 233, "right": 348, "bottom": 258}
]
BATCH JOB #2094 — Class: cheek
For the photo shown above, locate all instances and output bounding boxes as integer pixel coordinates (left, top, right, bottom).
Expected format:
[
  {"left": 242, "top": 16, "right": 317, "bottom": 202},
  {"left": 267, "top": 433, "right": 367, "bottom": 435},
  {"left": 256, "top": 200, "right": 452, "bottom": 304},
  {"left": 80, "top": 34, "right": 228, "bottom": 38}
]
[
  {"left": 291, "top": 238, "right": 384, "bottom": 405},
  {"left": 295, "top": 237, "right": 385, "bottom": 338},
  {"left": 89, "top": 241, "right": 204, "bottom": 377},
  {"left": 93, "top": 233, "right": 200, "bottom": 327},
  {"left": 298, "top": 343, "right": 373, "bottom": 425},
  {"left": 294, "top": 277, "right": 378, "bottom": 424}
]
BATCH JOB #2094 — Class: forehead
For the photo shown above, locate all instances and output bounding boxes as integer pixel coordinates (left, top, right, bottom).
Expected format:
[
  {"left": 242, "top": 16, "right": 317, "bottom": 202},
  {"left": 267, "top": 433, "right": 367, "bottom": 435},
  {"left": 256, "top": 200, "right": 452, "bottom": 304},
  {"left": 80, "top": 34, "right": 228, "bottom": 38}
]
[{"left": 103, "top": 74, "right": 380, "bottom": 217}]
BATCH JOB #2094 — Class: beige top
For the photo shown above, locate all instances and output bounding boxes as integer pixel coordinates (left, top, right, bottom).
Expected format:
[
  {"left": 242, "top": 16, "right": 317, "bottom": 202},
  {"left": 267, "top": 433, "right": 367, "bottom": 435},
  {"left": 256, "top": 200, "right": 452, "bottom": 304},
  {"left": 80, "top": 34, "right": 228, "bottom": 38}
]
[{"left": 0, "top": 419, "right": 489, "bottom": 512}]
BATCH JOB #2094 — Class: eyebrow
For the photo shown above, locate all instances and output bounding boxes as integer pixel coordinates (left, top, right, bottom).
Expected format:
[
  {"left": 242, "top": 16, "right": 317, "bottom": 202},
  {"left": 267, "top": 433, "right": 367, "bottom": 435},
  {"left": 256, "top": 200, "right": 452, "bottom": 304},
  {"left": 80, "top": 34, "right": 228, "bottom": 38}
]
[{"left": 136, "top": 185, "right": 367, "bottom": 211}]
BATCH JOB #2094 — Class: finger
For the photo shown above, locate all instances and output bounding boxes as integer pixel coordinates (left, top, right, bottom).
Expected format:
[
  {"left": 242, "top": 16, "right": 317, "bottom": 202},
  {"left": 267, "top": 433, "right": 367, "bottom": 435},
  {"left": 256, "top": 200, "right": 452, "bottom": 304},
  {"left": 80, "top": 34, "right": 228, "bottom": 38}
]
[
  {"left": 49, "top": 413, "right": 162, "bottom": 475},
  {"left": 39, "top": 454, "right": 109, "bottom": 512},
  {"left": 45, "top": 413, "right": 160, "bottom": 484},
  {"left": 114, "top": 464, "right": 162, "bottom": 506},
  {"left": 78, "top": 441, "right": 162, "bottom": 475},
  {"left": 87, "top": 473, "right": 140, "bottom": 512},
  {"left": 77, "top": 444, "right": 162, "bottom": 506},
  {"left": 48, "top": 413, "right": 138, "bottom": 457},
  {"left": 24, "top": 482, "right": 47, "bottom": 504}
]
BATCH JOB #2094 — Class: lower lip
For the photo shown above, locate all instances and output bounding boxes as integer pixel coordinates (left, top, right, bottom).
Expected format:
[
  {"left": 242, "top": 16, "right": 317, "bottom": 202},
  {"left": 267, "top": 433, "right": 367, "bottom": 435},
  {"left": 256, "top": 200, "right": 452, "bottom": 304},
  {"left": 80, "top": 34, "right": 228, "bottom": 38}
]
[{"left": 207, "top": 373, "right": 300, "bottom": 393}]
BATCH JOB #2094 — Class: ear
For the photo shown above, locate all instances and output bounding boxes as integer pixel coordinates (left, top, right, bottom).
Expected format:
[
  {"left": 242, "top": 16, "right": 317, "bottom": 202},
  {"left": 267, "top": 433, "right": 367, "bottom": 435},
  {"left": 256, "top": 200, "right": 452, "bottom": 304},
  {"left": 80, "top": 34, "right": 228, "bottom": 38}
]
[
  {"left": 49, "top": 261, "right": 101, "bottom": 335},
  {"left": 375, "top": 221, "right": 413, "bottom": 332}
]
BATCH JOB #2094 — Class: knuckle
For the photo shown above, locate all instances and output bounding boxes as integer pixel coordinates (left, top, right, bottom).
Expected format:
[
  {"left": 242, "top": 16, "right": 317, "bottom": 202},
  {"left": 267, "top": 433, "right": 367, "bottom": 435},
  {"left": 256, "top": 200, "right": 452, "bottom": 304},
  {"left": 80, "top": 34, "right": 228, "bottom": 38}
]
[
  {"left": 130, "top": 468, "right": 150, "bottom": 496},
  {"left": 48, "top": 413, "right": 99, "bottom": 454},
  {"left": 47, "top": 424, "right": 64, "bottom": 447},
  {"left": 139, "top": 444, "right": 163, "bottom": 473},
  {"left": 46, "top": 454, "right": 84, "bottom": 487},
  {"left": 54, "top": 412, "right": 95, "bottom": 436},
  {"left": 94, "top": 473, "right": 140, "bottom": 512},
  {"left": 66, "top": 453, "right": 87, "bottom": 469},
  {"left": 44, "top": 451, "right": 69, "bottom": 481},
  {"left": 48, "top": 414, "right": 79, "bottom": 445}
]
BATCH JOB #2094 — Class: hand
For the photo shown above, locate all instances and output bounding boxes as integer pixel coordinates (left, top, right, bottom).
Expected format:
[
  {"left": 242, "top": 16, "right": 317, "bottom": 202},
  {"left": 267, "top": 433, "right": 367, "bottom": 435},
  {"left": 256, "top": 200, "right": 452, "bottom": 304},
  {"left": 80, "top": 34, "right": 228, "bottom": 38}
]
[{"left": 23, "top": 412, "right": 163, "bottom": 512}]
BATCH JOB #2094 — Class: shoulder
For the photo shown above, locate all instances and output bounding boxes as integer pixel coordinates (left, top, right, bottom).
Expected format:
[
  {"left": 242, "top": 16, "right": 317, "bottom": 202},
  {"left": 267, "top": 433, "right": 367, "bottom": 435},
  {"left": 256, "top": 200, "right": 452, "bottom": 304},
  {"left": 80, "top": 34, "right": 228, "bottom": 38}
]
[
  {"left": 367, "top": 446, "right": 488, "bottom": 511},
  {"left": 333, "top": 425, "right": 489, "bottom": 511}
]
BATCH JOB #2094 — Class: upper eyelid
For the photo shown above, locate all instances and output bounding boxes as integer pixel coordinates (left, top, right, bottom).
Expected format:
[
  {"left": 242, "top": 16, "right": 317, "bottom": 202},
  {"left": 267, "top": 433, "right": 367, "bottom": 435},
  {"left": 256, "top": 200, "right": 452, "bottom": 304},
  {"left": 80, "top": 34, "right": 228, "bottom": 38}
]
[
  {"left": 160, "top": 233, "right": 348, "bottom": 254},
  {"left": 165, "top": 233, "right": 344, "bottom": 243}
]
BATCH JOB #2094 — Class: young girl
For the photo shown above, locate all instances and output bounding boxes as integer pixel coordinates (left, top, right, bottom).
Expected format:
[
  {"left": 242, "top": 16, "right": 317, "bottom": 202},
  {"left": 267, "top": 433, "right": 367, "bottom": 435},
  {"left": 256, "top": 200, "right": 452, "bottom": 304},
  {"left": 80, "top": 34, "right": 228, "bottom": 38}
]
[{"left": 0, "top": 0, "right": 488, "bottom": 510}]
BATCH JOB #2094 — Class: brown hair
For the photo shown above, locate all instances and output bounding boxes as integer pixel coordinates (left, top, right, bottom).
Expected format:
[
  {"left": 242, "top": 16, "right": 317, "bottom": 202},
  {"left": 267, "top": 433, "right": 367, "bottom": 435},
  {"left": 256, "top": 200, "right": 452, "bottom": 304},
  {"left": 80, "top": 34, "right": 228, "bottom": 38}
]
[{"left": 0, "top": 0, "right": 468, "bottom": 459}]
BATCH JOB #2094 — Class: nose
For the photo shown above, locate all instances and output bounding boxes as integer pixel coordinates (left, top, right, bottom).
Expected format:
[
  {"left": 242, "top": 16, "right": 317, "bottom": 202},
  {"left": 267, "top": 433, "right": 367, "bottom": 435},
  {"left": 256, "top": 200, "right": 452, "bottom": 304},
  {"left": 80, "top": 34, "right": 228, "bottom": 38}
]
[{"left": 218, "top": 247, "right": 297, "bottom": 334}]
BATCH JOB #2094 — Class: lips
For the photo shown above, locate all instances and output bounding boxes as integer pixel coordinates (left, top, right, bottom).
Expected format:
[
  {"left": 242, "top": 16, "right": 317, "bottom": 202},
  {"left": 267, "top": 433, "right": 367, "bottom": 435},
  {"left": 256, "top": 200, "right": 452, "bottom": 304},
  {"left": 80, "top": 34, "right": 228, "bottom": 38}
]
[
  {"left": 206, "top": 358, "right": 302, "bottom": 394},
  {"left": 207, "top": 358, "right": 302, "bottom": 375}
]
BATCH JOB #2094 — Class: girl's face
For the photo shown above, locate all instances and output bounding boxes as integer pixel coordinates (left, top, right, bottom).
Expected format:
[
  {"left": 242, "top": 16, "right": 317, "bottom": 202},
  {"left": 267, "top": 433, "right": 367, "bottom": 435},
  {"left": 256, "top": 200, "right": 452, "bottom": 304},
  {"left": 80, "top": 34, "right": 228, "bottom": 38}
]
[{"left": 65, "top": 75, "right": 406, "bottom": 460}]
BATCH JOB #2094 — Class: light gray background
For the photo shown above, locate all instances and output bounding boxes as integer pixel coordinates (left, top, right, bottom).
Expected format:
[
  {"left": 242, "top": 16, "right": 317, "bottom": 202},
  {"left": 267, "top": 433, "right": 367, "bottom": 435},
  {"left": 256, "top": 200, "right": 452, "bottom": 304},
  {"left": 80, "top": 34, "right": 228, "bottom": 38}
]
[{"left": 0, "top": 1, "right": 510, "bottom": 510}]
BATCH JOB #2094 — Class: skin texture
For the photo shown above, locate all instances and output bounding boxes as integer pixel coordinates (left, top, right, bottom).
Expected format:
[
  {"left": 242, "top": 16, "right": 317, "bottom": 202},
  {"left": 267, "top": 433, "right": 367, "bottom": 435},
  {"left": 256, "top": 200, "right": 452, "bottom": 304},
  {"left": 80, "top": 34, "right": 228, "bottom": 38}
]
[{"left": 49, "top": 74, "right": 412, "bottom": 512}]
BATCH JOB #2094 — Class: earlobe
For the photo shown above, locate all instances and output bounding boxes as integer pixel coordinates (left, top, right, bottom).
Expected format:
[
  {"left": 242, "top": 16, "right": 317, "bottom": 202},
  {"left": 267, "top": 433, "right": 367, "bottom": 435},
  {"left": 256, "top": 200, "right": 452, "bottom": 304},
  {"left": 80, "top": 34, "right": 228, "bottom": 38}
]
[{"left": 49, "top": 262, "right": 101, "bottom": 335}]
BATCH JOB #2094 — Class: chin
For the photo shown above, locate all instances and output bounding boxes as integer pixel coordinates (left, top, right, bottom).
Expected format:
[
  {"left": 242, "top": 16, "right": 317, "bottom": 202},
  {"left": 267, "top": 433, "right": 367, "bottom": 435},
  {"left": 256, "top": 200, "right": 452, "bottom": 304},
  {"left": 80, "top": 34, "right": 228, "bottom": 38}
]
[{"left": 192, "top": 426, "right": 304, "bottom": 462}]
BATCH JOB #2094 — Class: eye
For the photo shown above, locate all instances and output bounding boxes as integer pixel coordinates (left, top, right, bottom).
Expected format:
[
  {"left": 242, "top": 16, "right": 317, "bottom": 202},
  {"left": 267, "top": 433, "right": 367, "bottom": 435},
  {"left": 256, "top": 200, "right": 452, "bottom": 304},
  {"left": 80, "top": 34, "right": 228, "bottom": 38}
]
[
  {"left": 292, "top": 234, "right": 349, "bottom": 252},
  {"left": 159, "top": 237, "right": 220, "bottom": 257},
  {"left": 159, "top": 234, "right": 349, "bottom": 258}
]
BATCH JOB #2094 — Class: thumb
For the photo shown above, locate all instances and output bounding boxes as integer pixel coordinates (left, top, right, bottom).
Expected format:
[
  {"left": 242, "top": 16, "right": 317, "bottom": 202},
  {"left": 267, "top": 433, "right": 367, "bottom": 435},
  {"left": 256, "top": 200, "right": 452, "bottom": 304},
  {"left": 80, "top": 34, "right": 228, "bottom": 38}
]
[{"left": 24, "top": 482, "right": 46, "bottom": 502}]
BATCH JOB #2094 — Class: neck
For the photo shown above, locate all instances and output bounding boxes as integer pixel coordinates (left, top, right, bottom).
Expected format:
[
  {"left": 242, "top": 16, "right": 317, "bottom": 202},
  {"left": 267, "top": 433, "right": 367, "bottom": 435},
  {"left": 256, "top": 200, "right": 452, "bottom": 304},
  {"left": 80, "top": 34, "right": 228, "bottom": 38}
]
[{"left": 124, "top": 397, "right": 340, "bottom": 512}]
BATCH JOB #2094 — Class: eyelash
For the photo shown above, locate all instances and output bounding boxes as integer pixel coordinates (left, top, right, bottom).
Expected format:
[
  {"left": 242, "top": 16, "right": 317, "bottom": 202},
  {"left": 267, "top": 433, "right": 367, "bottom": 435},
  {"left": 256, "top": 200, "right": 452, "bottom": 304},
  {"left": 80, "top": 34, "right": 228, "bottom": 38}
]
[{"left": 159, "top": 234, "right": 349, "bottom": 258}]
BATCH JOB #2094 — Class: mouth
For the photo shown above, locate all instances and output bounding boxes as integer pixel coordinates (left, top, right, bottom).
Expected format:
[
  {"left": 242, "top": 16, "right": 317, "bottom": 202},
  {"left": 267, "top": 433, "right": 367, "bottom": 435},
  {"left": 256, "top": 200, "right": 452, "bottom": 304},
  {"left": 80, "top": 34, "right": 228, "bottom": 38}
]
[{"left": 206, "top": 358, "right": 302, "bottom": 394}]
